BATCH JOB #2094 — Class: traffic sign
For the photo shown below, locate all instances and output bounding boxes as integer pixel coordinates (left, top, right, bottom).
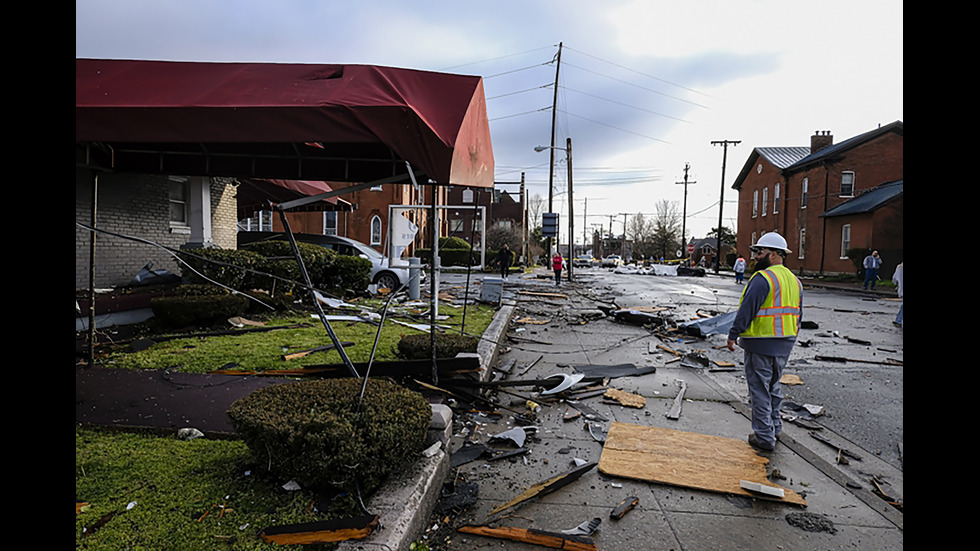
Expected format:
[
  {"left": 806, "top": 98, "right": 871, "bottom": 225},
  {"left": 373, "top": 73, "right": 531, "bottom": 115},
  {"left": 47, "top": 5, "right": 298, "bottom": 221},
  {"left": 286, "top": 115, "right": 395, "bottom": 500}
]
[{"left": 542, "top": 212, "right": 559, "bottom": 238}]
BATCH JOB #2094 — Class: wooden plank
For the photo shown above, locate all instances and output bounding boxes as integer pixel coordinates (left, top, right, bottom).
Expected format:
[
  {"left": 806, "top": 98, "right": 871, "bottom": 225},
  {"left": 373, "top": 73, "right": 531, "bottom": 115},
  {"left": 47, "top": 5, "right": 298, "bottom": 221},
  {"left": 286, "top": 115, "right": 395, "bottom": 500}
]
[
  {"left": 604, "top": 388, "right": 646, "bottom": 408},
  {"left": 490, "top": 462, "right": 597, "bottom": 516},
  {"left": 598, "top": 422, "right": 806, "bottom": 506},
  {"left": 259, "top": 515, "right": 378, "bottom": 544},
  {"left": 457, "top": 525, "right": 597, "bottom": 551}
]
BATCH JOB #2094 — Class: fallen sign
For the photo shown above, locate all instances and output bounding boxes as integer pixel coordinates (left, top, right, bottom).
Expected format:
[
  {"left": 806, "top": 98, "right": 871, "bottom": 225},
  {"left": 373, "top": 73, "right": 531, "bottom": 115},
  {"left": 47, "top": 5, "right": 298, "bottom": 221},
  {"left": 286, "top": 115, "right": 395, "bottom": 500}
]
[{"left": 597, "top": 422, "right": 806, "bottom": 506}]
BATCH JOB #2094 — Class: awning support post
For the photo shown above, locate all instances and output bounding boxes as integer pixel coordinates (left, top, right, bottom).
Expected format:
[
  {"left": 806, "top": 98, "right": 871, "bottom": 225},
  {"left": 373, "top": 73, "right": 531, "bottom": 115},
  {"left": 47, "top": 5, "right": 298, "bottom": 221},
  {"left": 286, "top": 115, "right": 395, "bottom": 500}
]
[{"left": 275, "top": 206, "right": 360, "bottom": 378}]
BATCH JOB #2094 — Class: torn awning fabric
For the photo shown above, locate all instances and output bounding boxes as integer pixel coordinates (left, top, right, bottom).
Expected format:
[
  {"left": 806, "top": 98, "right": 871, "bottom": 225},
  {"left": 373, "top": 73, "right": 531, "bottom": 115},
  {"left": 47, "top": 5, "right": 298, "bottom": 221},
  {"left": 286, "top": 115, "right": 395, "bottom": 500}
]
[
  {"left": 236, "top": 179, "right": 352, "bottom": 219},
  {"left": 75, "top": 59, "right": 494, "bottom": 187}
]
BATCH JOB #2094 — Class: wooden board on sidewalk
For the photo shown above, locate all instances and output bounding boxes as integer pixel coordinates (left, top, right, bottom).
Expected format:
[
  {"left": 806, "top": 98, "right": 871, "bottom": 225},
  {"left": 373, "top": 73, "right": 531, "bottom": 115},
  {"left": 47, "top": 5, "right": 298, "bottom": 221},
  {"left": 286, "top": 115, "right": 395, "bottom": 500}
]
[{"left": 597, "top": 422, "right": 806, "bottom": 506}]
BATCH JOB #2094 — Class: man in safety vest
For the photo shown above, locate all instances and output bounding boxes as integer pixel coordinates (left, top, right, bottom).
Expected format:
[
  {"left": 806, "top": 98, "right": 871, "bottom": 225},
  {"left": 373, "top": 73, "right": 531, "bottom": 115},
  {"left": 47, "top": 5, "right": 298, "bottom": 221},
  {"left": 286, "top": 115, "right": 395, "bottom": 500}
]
[{"left": 726, "top": 232, "right": 803, "bottom": 452}]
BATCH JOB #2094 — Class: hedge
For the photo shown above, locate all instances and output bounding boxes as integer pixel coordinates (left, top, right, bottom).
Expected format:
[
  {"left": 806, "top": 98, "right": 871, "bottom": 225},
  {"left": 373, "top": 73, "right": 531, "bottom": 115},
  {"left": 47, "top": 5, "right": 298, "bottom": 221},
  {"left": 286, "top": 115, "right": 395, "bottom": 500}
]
[{"left": 227, "top": 378, "right": 431, "bottom": 494}]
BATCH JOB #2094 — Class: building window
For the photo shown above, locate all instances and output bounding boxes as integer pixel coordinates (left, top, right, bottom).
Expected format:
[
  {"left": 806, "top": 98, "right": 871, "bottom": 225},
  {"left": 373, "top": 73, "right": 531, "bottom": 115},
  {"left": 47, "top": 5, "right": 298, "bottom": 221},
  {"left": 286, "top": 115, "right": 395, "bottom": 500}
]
[
  {"left": 323, "top": 212, "right": 338, "bottom": 236},
  {"left": 751, "top": 231, "right": 757, "bottom": 247},
  {"left": 752, "top": 190, "right": 759, "bottom": 218},
  {"left": 801, "top": 178, "right": 808, "bottom": 209},
  {"left": 450, "top": 219, "right": 464, "bottom": 233},
  {"left": 761, "top": 187, "right": 768, "bottom": 217},
  {"left": 462, "top": 189, "right": 474, "bottom": 203},
  {"left": 371, "top": 215, "right": 382, "bottom": 245},
  {"left": 773, "top": 183, "right": 780, "bottom": 214},
  {"left": 798, "top": 228, "right": 805, "bottom": 259},
  {"left": 841, "top": 172, "right": 855, "bottom": 197},
  {"left": 840, "top": 224, "right": 851, "bottom": 258},
  {"left": 169, "top": 176, "right": 190, "bottom": 225}
]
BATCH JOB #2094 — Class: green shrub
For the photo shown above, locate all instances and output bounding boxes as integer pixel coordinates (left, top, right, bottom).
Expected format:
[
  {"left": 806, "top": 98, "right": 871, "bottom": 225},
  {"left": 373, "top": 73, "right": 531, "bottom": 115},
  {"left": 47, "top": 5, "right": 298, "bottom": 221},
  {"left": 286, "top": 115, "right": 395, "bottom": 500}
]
[
  {"left": 397, "top": 332, "right": 479, "bottom": 359},
  {"left": 439, "top": 236, "right": 472, "bottom": 250},
  {"left": 149, "top": 285, "right": 250, "bottom": 328},
  {"left": 178, "top": 248, "right": 264, "bottom": 290},
  {"left": 227, "top": 378, "right": 430, "bottom": 494},
  {"left": 331, "top": 254, "right": 372, "bottom": 293}
]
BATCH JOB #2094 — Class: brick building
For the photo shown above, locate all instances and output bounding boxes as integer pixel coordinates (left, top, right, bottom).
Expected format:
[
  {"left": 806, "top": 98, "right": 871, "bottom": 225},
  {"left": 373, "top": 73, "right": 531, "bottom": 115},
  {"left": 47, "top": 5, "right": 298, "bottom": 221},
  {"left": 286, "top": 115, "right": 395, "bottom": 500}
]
[
  {"left": 732, "top": 121, "right": 903, "bottom": 276},
  {"left": 75, "top": 172, "right": 238, "bottom": 289}
]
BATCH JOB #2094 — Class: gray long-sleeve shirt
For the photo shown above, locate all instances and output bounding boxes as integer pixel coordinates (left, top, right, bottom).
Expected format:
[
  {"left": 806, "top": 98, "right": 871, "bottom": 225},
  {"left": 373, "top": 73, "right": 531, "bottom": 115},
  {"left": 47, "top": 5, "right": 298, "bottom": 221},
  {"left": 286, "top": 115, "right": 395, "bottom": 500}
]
[{"left": 728, "top": 270, "right": 802, "bottom": 357}]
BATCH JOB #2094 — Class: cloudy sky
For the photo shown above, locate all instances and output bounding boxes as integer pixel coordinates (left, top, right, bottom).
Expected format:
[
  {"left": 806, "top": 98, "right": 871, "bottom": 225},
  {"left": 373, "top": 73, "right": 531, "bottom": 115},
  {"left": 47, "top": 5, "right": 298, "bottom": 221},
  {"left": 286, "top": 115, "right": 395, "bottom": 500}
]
[{"left": 76, "top": 0, "right": 903, "bottom": 243}]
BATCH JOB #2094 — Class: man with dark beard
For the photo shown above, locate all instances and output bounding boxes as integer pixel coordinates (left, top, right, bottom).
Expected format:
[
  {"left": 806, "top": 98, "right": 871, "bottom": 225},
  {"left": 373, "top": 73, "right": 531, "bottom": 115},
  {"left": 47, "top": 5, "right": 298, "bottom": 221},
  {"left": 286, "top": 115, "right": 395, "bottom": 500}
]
[{"left": 726, "top": 232, "right": 803, "bottom": 452}]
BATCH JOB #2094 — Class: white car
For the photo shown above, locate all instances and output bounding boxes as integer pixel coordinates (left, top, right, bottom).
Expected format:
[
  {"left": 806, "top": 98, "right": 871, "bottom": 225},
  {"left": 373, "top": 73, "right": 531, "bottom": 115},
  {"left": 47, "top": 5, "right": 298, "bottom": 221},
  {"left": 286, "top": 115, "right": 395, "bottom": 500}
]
[
  {"left": 601, "top": 255, "right": 622, "bottom": 267},
  {"left": 237, "top": 231, "right": 423, "bottom": 291}
]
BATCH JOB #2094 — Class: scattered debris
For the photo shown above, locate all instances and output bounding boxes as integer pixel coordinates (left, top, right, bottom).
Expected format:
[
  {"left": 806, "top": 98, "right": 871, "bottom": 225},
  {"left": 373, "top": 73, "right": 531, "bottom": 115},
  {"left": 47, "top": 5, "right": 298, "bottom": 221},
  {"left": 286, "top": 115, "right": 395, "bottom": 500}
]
[
  {"left": 282, "top": 342, "right": 354, "bottom": 361},
  {"left": 541, "top": 373, "right": 586, "bottom": 395},
  {"left": 740, "top": 480, "right": 786, "bottom": 498},
  {"left": 604, "top": 388, "right": 646, "bottom": 408},
  {"left": 490, "top": 427, "right": 528, "bottom": 448},
  {"left": 259, "top": 515, "right": 380, "bottom": 544},
  {"left": 450, "top": 443, "right": 488, "bottom": 468},
  {"left": 561, "top": 517, "right": 601, "bottom": 536},
  {"left": 571, "top": 364, "right": 657, "bottom": 378},
  {"left": 678, "top": 311, "right": 735, "bottom": 337},
  {"left": 665, "top": 380, "right": 687, "bottom": 420},
  {"left": 809, "top": 431, "right": 863, "bottom": 461},
  {"left": 815, "top": 355, "right": 903, "bottom": 366},
  {"left": 457, "top": 525, "right": 597, "bottom": 551},
  {"left": 785, "top": 512, "right": 837, "bottom": 534},
  {"left": 434, "top": 481, "right": 479, "bottom": 515},
  {"left": 780, "top": 374, "right": 804, "bottom": 386},
  {"left": 563, "top": 408, "right": 582, "bottom": 422},
  {"left": 228, "top": 316, "right": 265, "bottom": 328},
  {"left": 489, "top": 461, "right": 597, "bottom": 516},
  {"left": 586, "top": 421, "right": 607, "bottom": 443},
  {"left": 421, "top": 441, "right": 442, "bottom": 458},
  {"left": 177, "top": 427, "right": 204, "bottom": 440},
  {"left": 802, "top": 404, "right": 825, "bottom": 416},
  {"left": 609, "top": 496, "right": 639, "bottom": 520}
]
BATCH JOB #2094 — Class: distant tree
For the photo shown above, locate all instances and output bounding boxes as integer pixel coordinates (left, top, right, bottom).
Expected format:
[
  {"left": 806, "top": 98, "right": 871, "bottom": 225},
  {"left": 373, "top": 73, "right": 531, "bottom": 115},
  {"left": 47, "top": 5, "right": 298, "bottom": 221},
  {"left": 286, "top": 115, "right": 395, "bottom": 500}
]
[
  {"left": 528, "top": 194, "right": 545, "bottom": 231},
  {"left": 707, "top": 226, "right": 736, "bottom": 247},
  {"left": 650, "top": 200, "right": 681, "bottom": 260}
]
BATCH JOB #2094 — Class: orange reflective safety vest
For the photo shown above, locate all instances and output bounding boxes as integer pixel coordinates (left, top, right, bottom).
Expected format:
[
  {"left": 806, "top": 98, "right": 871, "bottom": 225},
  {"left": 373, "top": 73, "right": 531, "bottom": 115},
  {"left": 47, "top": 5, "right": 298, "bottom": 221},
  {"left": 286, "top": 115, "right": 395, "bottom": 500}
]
[{"left": 738, "top": 264, "right": 803, "bottom": 338}]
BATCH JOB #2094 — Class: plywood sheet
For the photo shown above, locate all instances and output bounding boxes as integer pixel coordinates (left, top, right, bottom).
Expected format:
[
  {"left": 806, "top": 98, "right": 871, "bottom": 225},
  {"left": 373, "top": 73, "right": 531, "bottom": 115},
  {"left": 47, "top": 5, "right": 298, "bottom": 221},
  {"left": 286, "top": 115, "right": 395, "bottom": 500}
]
[{"left": 598, "top": 422, "right": 806, "bottom": 506}]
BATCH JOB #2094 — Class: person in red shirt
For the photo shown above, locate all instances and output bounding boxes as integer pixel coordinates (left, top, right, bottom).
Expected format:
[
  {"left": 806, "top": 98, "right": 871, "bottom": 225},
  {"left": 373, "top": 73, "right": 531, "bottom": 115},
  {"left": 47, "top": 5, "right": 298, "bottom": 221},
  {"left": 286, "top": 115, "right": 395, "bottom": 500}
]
[{"left": 552, "top": 253, "right": 564, "bottom": 285}]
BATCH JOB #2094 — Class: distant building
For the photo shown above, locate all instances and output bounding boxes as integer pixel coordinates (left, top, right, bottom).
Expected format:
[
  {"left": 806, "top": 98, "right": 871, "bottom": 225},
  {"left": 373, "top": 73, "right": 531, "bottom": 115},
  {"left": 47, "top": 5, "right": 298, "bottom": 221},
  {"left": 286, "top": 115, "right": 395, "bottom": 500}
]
[{"left": 732, "top": 121, "right": 903, "bottom": 275}]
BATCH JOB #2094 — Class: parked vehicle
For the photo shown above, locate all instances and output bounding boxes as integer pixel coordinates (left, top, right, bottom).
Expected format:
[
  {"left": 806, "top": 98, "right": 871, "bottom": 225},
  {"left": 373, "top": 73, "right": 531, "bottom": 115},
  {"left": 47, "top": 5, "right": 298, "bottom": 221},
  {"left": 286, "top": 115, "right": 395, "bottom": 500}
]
[
  {"left": 237, "top": 231, "right": 422, "bottom": 291},
  {"left": 601, "top": 255, "right": 622, "bottom": 267},
  {"left": 573, "top": 254, "right": 596, "bottom": 268}
]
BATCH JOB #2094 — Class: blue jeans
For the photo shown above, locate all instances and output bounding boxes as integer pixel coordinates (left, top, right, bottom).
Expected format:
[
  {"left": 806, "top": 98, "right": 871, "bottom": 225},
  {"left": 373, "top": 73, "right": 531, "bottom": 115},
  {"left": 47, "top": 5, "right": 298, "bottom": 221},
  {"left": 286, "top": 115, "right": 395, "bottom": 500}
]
[
  {"left": 895, "top": 301, "right": 903, "bottom": 325},
  {"left": 743, "top": 351, "right": 788, "bottom": 448},
  {"left": 864, "top": 268, "right": 879, "bottom": 289}
]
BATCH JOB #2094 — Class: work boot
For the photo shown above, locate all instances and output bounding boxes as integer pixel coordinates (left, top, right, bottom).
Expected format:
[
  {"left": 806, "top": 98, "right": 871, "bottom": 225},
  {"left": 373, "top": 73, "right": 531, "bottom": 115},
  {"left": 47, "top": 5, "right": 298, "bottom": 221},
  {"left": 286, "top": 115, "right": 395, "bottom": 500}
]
[{"left": 748, "top": 433, "right": 774, "bottom": 451}]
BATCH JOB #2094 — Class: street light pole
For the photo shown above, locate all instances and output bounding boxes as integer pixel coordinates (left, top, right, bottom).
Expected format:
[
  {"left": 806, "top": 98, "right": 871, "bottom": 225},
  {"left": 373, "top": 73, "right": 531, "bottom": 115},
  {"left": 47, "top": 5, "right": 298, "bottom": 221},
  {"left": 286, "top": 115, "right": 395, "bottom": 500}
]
[{"left": 534, "top": 140, "right": 574, "bottom": 280}]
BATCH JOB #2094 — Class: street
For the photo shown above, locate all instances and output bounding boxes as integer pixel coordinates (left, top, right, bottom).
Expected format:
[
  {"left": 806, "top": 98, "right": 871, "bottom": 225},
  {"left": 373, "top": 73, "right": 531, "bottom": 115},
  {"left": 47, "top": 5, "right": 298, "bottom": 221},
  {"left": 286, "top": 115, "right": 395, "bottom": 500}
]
[{"left": 426, "top": 266, "right": 903, "bottom": 550}]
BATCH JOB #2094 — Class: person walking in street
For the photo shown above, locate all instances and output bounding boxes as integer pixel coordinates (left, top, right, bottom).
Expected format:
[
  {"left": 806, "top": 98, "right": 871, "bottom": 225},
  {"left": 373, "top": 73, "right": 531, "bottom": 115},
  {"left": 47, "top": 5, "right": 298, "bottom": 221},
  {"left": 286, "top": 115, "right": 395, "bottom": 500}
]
[
  {"left": 496, "top": 244, "right": 512, "bottom": 280},
  {"left": 892, "top": 261, "right": 903, "bottom": 326},
  {"left": 863, "top": 250, "right": 882, "bottom": 290},
  {"left": 552, "top": 252, "right": 564, "bottom": 285},
  {"left": 726, "top": 232, "right": 803, "bottom": 452},
  {"left": 733, "top": 253, "right": 746, "bottom": 284}
]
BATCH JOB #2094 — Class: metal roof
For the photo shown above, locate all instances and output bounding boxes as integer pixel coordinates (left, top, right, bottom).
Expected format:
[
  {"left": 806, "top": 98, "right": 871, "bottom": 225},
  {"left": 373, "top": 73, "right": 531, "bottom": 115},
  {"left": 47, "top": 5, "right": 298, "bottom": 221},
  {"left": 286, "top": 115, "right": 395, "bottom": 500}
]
[
  {"left": 820, "top": 180, "right": 903, "bottom": 218},
  {"left": 756, "top": 147, "right": 811, "bottom": 169}
]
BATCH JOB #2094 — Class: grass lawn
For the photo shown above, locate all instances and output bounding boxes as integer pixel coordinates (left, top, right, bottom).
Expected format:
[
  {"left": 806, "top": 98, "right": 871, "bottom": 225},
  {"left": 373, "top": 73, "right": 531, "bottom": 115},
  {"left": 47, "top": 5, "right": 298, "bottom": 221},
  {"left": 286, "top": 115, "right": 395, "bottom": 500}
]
[{"left": 77, "top": 297, "right": 497, "bottom": 549}]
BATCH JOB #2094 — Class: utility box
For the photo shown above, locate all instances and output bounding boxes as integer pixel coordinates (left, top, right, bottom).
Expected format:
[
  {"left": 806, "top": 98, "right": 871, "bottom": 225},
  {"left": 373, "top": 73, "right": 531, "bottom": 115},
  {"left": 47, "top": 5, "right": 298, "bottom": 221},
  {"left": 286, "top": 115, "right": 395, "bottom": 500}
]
[{"left": 481, "top": 276, "right": 503, "bottom": 304}]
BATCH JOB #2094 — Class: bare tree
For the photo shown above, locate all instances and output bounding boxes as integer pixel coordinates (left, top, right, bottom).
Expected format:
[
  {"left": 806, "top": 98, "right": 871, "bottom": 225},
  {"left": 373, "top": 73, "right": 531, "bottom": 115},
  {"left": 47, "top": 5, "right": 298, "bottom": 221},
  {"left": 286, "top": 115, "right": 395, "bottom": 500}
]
[
  {"left": 651, "top": 200, "right": 681, "bottom": 260},
  {"left": 528, "top": 194, "right": 545, "bottom": 230}
]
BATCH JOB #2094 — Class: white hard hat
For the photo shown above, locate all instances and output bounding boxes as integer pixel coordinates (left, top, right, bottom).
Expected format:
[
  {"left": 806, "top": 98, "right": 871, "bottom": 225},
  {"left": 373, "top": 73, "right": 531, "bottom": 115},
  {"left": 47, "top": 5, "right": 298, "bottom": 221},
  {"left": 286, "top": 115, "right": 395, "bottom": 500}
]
[{"left": 752, "top": 232, "right": 791, "bottom": 254}]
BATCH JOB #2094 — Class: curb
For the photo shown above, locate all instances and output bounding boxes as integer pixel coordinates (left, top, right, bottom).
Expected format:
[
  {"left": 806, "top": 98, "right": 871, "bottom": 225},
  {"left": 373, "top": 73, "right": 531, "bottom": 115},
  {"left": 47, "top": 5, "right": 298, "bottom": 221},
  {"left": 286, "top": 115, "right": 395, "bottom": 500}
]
[{"left": 339, "top": 302, "right": 514, "bottom": 551}]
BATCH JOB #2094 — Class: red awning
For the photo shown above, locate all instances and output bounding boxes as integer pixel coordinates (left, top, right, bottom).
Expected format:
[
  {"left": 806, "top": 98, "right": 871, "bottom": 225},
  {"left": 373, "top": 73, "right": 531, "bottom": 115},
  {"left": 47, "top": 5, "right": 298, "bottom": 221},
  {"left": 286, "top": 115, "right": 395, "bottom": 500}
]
[
  {"left": 75, "top": 59, "right": 494, "bottom": 188},
  {"left": 236, "top": 179, "right": 353, "bottom": 219}
]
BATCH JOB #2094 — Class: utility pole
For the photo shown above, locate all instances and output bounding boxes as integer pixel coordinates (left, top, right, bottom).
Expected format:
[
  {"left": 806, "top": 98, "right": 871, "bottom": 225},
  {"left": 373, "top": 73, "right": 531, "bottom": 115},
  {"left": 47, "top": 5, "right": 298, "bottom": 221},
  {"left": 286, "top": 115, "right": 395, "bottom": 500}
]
[
  {"left": 566, "top": 137, "right": 574, "bottom": 281},
  {"left": 620, "top": 213, "right": 629, "bottom": 258},
  {"left": 675, "top": 163, "right": 696, "bottom": 261},
  {"left": 711, "top": 139, "right": 740, "bottom": 274},
  {"left": 547, "top": 42, "right": 563, "bottom": 259}
]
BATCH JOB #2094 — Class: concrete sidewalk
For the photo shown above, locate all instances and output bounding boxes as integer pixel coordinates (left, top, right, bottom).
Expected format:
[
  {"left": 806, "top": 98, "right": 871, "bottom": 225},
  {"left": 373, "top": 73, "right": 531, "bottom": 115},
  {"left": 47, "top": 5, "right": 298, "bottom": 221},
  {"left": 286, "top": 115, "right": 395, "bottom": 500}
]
[{"left": 418, "top": 268, "right": 903, "bottom": 550}]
